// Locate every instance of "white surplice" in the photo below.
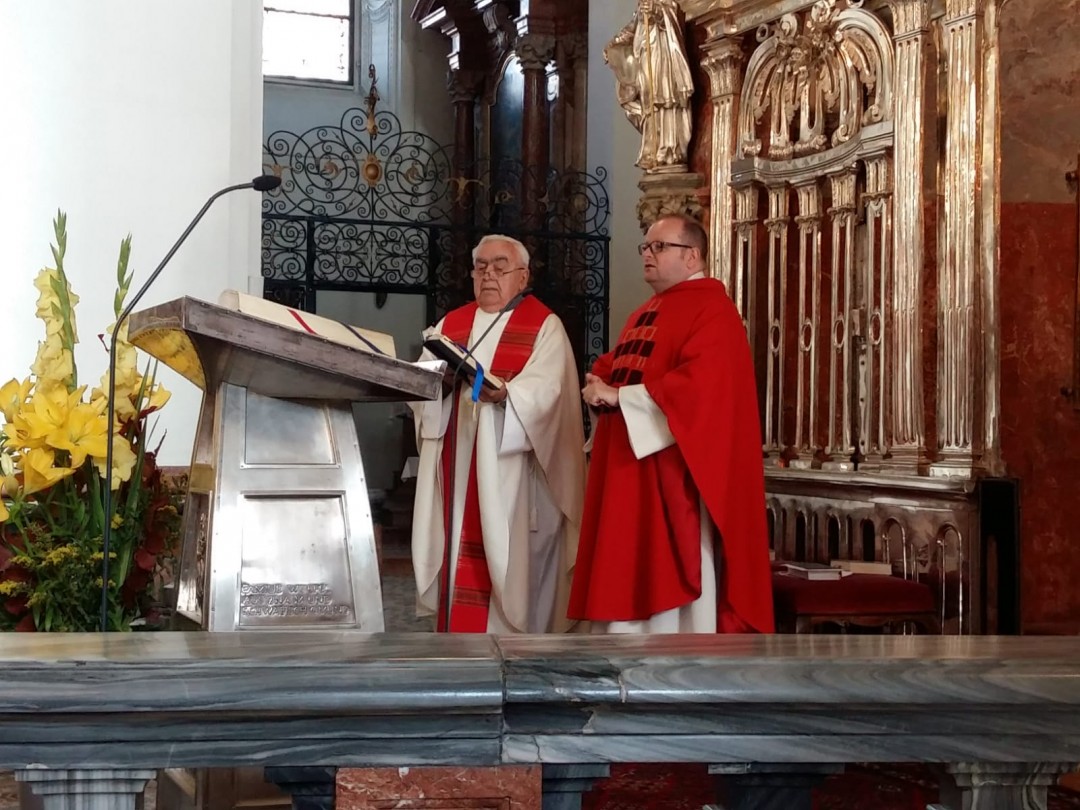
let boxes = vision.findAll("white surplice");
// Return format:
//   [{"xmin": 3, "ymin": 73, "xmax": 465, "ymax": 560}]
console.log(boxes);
[{"xmin": 410, "ymin": 308, "xmax": 586, "ymax": 633}]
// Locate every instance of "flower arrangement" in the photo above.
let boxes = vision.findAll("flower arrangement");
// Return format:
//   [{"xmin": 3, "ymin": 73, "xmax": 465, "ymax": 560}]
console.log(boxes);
[{"xmin": 0, "ymin": 213, "xmax": 179, "ymax": 632}]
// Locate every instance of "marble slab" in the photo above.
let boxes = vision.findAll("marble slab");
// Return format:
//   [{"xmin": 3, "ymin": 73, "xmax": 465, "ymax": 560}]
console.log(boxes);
[{"xmin": 1, "ymin": 633, "xmax": 1080, "ymax": 770}]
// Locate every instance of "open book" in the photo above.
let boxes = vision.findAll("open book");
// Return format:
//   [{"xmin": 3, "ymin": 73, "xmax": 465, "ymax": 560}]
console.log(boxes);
[
  {"xmin": 782, "ymin": 562, "xmax": 850, "ymax": 581},
  {"xmin": 423, "ymin": 333, "xmax": 505, "ymax": 391},
  {"xmin": 218, "ymin": 290, "xmax": 397, "ymax": 357}
]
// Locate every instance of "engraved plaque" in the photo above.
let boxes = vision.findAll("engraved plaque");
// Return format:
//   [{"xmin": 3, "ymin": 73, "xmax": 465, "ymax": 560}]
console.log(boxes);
[{"xmin": 238, "ymin": 495, "xmax": 356, "ymax": 628}]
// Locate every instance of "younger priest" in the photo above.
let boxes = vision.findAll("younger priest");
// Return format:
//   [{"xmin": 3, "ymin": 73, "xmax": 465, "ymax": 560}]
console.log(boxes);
[
  {"xmin": 570, "ymin": 214, "xmax": 774, "ymax": 634},
  {"xmin": 410, "ymin": 235, "xmax": 586, "ymax": 633}
]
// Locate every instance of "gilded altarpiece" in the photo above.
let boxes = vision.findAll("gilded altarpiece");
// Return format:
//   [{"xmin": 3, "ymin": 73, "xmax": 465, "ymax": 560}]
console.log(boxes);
[{"xmin": 689, "ymin": 0, "xmax": 1014, "ymax": 633}]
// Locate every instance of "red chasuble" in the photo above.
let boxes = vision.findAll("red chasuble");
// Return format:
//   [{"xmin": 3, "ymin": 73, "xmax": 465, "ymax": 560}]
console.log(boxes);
[
  {"xmin": 437, "ymin": 295, "xmax": 551, "ymax": 632},
  {"xmin": 568, "ymin": 278, "xmax": 774, "ymax": 633}
]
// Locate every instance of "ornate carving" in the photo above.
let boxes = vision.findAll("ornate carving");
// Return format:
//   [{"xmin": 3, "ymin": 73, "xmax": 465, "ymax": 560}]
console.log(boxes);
[
  {"xmin": 636, "ymin": 172, "xmax": 706, "ymax": 231},
  {"xmin": 889, "ymin": 0, "xmax": 930, "ymax": 37},
  {"xmin": 483, "ymin": 3, "xmax": 517, "ymax": 54},
  {"xmin": 557, "ymin": 32, "xmax": 589, "ymax": 70},
  {"xmin": 516, "ymin": 33, "xmax": 557, "ymax": 71},
  {"xmin": 702, "ymin": 40, "xmax": 744, "ymax": 100},
  {"xmin": 738, "ymin": 0, "xmax": 894, "ymax": 160},
  {"xmin": 447, "ymin": 69, "xmax": 484, "ymax": 104}
]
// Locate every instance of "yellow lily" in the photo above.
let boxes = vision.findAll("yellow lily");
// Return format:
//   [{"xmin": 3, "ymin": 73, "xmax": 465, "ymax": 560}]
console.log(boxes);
[
  {"xmin": 45, "ymin": 401, "xmax": 109, "ymax": 468},
  {"xmin": 22, "ymin": 447, "xmax": 77, "ymax": 496},
  {"xmin": 92, "ymin": 433, "xmax": 138, "ymax": 489},
  {"xmin": 0, "ymin": 378, "xmax": 32, "ymax": 424}
]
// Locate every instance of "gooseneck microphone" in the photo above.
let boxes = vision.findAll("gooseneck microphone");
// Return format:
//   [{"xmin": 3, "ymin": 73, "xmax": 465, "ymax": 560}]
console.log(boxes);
[
  {"xmin": 98, "ymin": 175, "xmax": 283, "ymax": 632},
  {"xmin": 439, "ymin": 286, "xmax": 533, "ymax": 631}
]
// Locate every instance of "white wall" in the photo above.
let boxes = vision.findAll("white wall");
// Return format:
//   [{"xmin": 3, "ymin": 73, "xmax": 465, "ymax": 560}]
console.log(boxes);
[
  {"xmin": 587, "ymin": 0, "xmax": 650, "ymax": 337},
  {"xmin": 263, "ymin": 0, "xmax": 453, "ymax": 149},
  {"xmin": 0, "ymin": 1, "xmax": 264, "ymax": 467}
]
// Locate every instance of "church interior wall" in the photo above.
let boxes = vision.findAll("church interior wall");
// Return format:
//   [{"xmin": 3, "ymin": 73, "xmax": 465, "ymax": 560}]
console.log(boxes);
[
  {"xmin": 0, "ymin": 1, "xmax": 264, "ymax": 469},
  {"xmin": 262, "ymin": 0, "xmax": 454, "ymax": 495},
  {"xmin": 587, "ymin": 0, "xmax": 652, "ymax": 335},
  {"xmin": 997, "ymin": 0, "xmax": 1080, "ymax": 632}
]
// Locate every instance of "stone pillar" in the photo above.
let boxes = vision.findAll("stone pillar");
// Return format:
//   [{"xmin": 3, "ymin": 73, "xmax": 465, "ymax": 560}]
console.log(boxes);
[
  {"xmin": 264, "ymin": 767, "xmax": 336, "ymax": 810},
  {"xmin": 700, "ymin": 39, "xmax": 744, "ymax": 285},
  {"xmin": 553, "ymin": 33, "xmax": 588, "ymax": 174},
  {"xmin": 887, "ymin": 0, "xmax": 930, "ymax": 471},
  {"xmin": 933, "ymin": 0, "xmax": 995, "ymax": 477},
  {"xmin": 448, "ymin": 69, "xmax": 483, "ymax": 221},
  {"xmin": 517, "ymin": 32, "xmax": 557, "ymax": 231},
  {"xmin": 935, "ymin": 762, "xmax": 1075, "ymax": 810},
  {"xmin": 541, "ymin": 764, "xmax": 610, "ymax": 810},
  {"xmin": 16, "ymin": 769, "xmax": 155, "ymax": 810},
  {"xmin": 708, "ymin": 764, "xmax": 843, "ymax": 810}
]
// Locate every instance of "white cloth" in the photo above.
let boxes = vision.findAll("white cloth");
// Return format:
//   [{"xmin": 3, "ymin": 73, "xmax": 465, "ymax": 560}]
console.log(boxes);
[
  {"xmin": 589, "ymin": 384, "xmax": 717, "ymax": 634},
  {"xmin": 410, "ymin": 308, "xmax": 586, "ymax": 633}
]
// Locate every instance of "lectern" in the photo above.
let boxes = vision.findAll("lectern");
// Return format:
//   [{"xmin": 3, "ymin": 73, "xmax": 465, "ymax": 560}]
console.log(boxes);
[{"xmin": 128, "ymin": 296, "xmax": 442, "ymax": 633}]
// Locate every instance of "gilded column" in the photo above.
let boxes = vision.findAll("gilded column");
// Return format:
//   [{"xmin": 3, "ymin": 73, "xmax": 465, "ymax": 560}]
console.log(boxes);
[
  {"xmin": 933, "ymin": 0, "xmax": 985, "ymax": 477},
  {"xmin": 701, "ymin": 39, "xmax": 744, "ymax": 286},
  {"xmin": 516, "ymin": 32, "xmax": 557, "ymax": 231},
  {"xmin": 887, "ymin": 0, "xmax": 929, "ymax": 471}
]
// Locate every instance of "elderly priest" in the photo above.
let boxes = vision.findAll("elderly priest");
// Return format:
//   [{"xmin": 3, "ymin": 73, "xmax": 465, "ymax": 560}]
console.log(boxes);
[{"xmin": 409, "ymin": 235, "xmax": 585, "ymax": 633}]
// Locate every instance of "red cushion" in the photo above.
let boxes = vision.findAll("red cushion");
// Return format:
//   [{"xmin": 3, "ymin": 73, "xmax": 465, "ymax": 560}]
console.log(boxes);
[{"xmin": 772, "ymin": 572, "xmax": 936, "ymax": 617}]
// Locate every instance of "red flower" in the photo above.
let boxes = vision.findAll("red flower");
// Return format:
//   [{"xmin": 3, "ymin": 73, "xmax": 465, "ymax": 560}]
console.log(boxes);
[
  {"xmin": 14, "ymin": 614, "xmax": 36, "ymax": 632},
  {"xmin": 4, "ymin": 596, "xmax": 27, "ymax": 616}
]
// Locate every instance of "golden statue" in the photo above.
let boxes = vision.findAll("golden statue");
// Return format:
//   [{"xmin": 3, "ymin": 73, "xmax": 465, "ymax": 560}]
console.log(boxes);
[{"xmin": 605, "ymin": 0, "xmax": 695, "ymax": 173}]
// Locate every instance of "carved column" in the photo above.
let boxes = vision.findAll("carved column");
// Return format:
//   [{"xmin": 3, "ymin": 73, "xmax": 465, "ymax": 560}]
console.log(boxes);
[
  {"xmin": 888, "ymin": 0, "xmax": 930, "ymax": 471},
  {"xmin": 936, "ymin": 763, "xmax": 1075, "ymax": 810},
  {"xmin": 448, "ymin": 69, "xmax": 483, "ymax": 282},
  {"xmin": 16, "ymin": 769, "xmax": 155, "ymax": 810},
  {"xmin": 792, "ymin": 181, "xmax": 823, "ymax": 467},
  {"xmin": 448, "ymin": 69, "xmax": 483, "ymax": 224},
  {"xmin": 824, "ymin": 168, "xmax": 858, "ymax": 470},
  {"xmin": 861, "ymin": 154, "xmax": 893, "ymax": 468},
  {"xmin": 701, "ymin": 39, "xmax": 744, "ymax": 285},
  {"xmin": 933, "ymin": 0, "xmax": 986, "ymax": 477},
  {"xmin": 517, "ymin": 32, "xmax": 556, "ymax": 231},
  {"xmin": 760, "ymin": 185, "xmax": 786, "ymax": 461},
  {"xmin": 553, "ymin": 33, "xmax": 588, "ymax": 174}
]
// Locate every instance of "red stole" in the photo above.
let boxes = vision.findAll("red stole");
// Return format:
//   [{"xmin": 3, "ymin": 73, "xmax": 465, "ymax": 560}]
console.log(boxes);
[{"xmin": 437, "ymin": 296, "xmax": 550, "ymax": 632}]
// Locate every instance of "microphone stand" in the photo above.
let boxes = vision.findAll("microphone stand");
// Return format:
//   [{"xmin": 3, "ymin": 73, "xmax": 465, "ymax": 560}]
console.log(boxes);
[
  {"xmin": 98, "ymin": 176, "xmax": 281, "ymax": 632},
  {"xmin": 438, "ymin": 288, "xmax": 531, "ymax": 632}
]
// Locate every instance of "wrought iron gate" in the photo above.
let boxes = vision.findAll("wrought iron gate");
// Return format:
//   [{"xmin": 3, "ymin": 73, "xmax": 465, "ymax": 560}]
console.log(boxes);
[{"xmin": 260, "ymin": 94, "xmax": 610, "ymax": 378}]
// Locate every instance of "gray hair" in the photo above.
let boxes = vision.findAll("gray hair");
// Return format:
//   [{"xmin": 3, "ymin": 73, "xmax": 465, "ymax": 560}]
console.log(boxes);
[{"xmin": 472, "ymin": 234, "xmax": 530, "ymax": 268}]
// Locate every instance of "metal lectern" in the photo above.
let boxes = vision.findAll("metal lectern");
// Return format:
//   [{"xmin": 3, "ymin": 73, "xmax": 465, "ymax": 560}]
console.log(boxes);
[{"xmin": 128, "ymin": 296, "xmax": 442, "ymax": 633}]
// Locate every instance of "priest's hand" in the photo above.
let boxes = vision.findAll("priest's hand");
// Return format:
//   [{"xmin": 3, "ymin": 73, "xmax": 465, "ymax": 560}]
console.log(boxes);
[
  {"xmin": 479, "ymin": 384, "xmax": 508, "ymax": 404},
  {"xmin": 582, "ymin": 373, "xmax": 619, "ymax": 409}
]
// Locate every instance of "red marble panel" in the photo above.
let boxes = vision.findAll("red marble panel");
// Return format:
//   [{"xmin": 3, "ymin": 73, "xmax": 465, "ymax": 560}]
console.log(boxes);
[
  {"xmin": 338, "ymin": 766, "xmax": 541, "ymax": 809},
  {"xmin": 999, "ymin": 202, "xmax": 1080, "ymax": 630}
]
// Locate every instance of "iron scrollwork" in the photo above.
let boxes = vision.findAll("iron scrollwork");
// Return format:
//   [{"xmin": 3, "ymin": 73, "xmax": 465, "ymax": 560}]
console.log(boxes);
[{"xmin": 259, "ymin": 69, "xmax": 610, "ymax": 383}]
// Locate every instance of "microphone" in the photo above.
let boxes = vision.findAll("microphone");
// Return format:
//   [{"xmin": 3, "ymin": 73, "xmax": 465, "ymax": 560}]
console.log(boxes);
[
  {"xmin": 98, "ymin": 175, "xmax": 281, "ymax": 632},
  {"xmin": 439, "ymin": 286, "xmax": 533, "ymax": 631}
]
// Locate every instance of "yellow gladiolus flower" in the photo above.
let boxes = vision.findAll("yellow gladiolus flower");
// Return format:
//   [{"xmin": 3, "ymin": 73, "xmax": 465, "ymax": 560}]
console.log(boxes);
[
  {"xmin": 30, "ymin": 334, "xmax": 74, "ymax": 390},
  {"xmin": 92, "ymin": 433, "xmax": 138, "ymax": 490},
  {"xmin": 22, "ymin": 447, "xmax": 77, "ymax": 496},
  {"xmin": 45, "ymin": 401, "xmax": 109, "ymax": 467},
  {"xmin": 22, "ymin": 385, "xmax": 83, "ymax": 445}
]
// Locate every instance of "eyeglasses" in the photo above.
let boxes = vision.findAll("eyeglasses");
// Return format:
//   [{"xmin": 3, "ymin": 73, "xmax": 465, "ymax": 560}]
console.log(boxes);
[
  {"xmin": 471, "ymin": 260, "xmax": 524, "ymax": 278},
  {"xmin": 637, "ymin": 240, "xmax": 694, "ymax": 256}
]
